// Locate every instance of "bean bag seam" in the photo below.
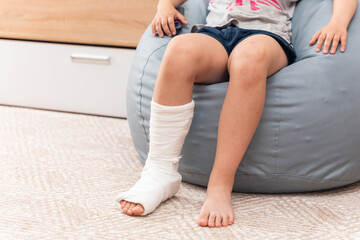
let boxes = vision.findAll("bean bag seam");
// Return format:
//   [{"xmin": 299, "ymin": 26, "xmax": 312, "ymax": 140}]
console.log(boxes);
[
  {"xmin": 139, "ymin": 43, "xmax": 169, "ymax": 143},
  {"xmin": 181, "ymin": 170, "xmax": 357, "ymax": 182},
  {"xmin": 235, "ymin": 174, "xmax": 357, "ymax": 183},
  {"xmin": 274, "ymin": 84, "xmax": 281, "ymax": 174}
]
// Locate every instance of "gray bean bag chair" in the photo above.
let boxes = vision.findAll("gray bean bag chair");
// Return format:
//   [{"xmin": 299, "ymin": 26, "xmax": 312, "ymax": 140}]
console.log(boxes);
[{"xmin": 126, "ymin": 0, "xmax": 360, "ymax": 193}]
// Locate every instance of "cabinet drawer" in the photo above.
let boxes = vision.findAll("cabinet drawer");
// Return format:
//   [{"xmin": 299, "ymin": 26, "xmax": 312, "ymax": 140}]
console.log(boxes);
[
  {"xmin": 0, "ymin": 0, "xmax": 158, "ymax": 47},
  {"xmin": 0, "ymin": 39, "xmax": 134, "ymax": 118}
]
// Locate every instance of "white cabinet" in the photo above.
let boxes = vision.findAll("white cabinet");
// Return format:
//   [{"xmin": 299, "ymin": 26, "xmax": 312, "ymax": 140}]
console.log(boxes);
[{"xmin": 0, "ymin": 39, "xmax": 135, "ymax": 118}]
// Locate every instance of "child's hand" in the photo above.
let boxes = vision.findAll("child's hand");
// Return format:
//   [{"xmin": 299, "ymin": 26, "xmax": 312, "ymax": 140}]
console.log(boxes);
[
  {"xmin": 309, "ymin": 21, "xmax": 347, "ymax": 54},
  {"xmin": 151, "ymin": 5, "xmax": 188, "ymax": 38}
]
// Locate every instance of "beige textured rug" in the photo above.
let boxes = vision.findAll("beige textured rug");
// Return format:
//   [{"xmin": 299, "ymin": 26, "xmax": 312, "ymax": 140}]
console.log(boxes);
[{"xmin": 1, "ymin": 105, "xmax": 359, "ymax": 240}]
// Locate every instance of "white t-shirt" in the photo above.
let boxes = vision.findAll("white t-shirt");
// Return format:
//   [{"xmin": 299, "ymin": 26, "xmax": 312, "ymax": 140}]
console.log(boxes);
[{"xmin": 191, "ymin": 0, "xmax": 299, "ymax": 43}]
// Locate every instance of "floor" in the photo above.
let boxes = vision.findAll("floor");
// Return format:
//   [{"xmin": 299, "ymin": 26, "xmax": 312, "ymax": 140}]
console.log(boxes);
[{"xmin": 0, "ymin": 105, "xmax": 359, "ymax": 240}]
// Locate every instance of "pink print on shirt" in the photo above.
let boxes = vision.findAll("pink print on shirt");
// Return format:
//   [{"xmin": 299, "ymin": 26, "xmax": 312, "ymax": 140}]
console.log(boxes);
[{"xmin": 223, "ymin": 0, "xmax": 283, "ymax": 11}]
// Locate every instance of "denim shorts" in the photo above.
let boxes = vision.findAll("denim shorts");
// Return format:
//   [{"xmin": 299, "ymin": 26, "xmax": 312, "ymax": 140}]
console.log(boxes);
[{"xmin": 195, "ymin": 25, "xmax": 297, "ymax": 65}]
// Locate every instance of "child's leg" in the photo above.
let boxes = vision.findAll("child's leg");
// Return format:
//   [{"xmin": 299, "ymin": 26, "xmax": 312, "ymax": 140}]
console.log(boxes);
[
  {"xmin": 198, "ymin": 34, "xmax": 288, "ymax": 228},
  {"xmin": 152, "ymin": 33, "xmax": 229, "ymax": 105},
  {"xmin": 117, "ymin": 33, "xmax": 229, "ymax": 216}
]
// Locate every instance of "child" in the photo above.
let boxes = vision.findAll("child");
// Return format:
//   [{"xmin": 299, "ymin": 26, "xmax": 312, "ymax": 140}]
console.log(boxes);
[{"xmin": 116, "ymin": 0, "xmax": 357, "ymax": 228}]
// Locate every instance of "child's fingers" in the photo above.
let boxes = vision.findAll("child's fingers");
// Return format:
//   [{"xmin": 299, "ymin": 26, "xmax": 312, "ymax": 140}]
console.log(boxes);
[
  {"xmin": 161, "ymin": 18, "xmax": 172, "ymax": 37},
  {"xmin": 340, "ymin": 35, "xmax": 347, "ymax": 53},
  {"xmin": 330, "ymin": 35, "xmax": 340, "ymax": 54},
  {"xmin": 151, "ymin": 20, "xmax": 157, "ymax": 36},
  {"xmin": 168, "ymin": 17, "xmax": 176, "ymax": 35},
  {"xmin": 322, "ymin": 33, "xmax": 334, "ymax": 54},
  {"xmin": 315, "ymin": 32, "xmax": 326, "ymax": 52},
  {"xmin": 309, "ymin": 31, "xmax": 321, "ymax": 45},
  {"xmin": 156, "ymin": 19, "xmax": 164, "ymax": 37},
  {"xmin": 176, "ymin": 12, "xmax": 188, "ymax": 25}
]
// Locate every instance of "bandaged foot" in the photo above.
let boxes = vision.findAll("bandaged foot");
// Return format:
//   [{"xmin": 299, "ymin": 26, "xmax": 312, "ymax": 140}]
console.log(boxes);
[{"xmin": 115, "ymin": 99, "xmax": 195, "ymax": 216}]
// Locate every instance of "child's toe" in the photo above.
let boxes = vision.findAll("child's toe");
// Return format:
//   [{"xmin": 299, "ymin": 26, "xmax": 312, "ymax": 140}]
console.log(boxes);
[
  {"xmin": 132, "ymin": 204, "xmax": 145, "ymax": 215},
  {"xmin": 229, "ymin": 214, "xmax": 235, "ymax": 225},
  {"xmin": 222, "ymin": 216, "xmax": 229, "ymax": 227},
  {"xmin": 215, "ymin": 215, "xmax": 222, "ymax": 227},
  {"xmin": 123, "ymin": 202, "xmax": 131, "ymax": 212},
  {"xmin": 208, "ymin": 213, "xmax": 216, "ymax": 227},
  {"xmin": 198, "ymin": 211, "xmax": 209, "ymax": 227},
  {"xmin": 127, "ymin": 202, "xmax": 136, "ymax": 214}
]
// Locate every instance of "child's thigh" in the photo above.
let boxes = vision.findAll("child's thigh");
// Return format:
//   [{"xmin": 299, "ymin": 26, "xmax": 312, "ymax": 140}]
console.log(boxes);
[
  {"xmin": 164, "ymin": 33, "xmax": 229, "ymax": 84},
  {"xmin": 228, "ymin": 34, "xmax": 288, "ymax": 77}
]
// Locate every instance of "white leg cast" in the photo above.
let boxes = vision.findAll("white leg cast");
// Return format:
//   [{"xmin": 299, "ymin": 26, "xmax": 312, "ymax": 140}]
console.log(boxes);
[{"xmin": 115, "ymin": 99, "xmax": 195, "ymax": 215}]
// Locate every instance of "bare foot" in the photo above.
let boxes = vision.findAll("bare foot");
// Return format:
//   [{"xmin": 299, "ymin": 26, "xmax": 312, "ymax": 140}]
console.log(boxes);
[
  {"xmin": 198, "ymin": 182, "xmax": 235, "ymax": 227},
  {"xmin": 198, "ymin": 190, "xmax": 234, "ymax": 227},
  {"xmin": 120, "ymin": 200, "xmax": 145, "ymax": 216}
]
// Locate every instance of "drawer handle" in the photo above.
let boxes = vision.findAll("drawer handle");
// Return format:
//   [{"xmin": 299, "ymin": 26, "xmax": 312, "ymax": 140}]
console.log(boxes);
[{"xmin": 71, "ymin": 53, "xmax": 111, "ymax": 65}]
